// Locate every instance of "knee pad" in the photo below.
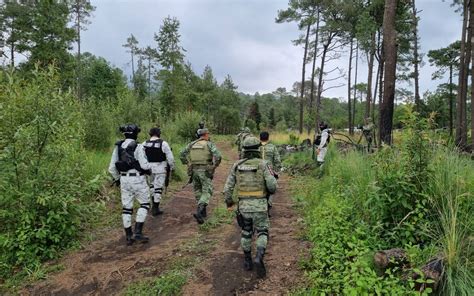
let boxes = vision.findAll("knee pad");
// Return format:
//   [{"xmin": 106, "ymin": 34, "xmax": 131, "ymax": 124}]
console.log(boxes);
[
  {"xmin": 256, "ymin": 228, "xmax": 269, "ymax": 238},
  {"xmin": 122, "ymin": 207, "xmax": 133, "ymax": 215},
  {"xmin": 140, "ymin": 203, "xmax": 150, "ymax": 211},
  {"xmin": 242, "ymin": 217, "xmax": 253, "ymax": 233}
]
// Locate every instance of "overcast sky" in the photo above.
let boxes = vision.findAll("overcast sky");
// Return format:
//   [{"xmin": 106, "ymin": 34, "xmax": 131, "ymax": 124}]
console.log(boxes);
[{"xmin": 79, "ymin": 0, "xmax": 462, "ymax": 99}]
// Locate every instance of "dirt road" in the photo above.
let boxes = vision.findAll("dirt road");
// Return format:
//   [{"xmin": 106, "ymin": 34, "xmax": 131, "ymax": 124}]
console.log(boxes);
[{"xmin": 24, "ymin": 141, "xmax": 308, "ymax": 296}]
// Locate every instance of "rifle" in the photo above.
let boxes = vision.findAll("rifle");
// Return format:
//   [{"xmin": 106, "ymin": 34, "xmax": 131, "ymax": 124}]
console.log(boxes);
[{"xmin": 165, "ymin": 164, "xmax": 171, "ymax": 187}]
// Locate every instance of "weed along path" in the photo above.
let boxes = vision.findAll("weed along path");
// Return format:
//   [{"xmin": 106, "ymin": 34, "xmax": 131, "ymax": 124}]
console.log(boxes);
[{"xmin": 24, "ymin": 141, "xmax": 308, "ymax": 296}]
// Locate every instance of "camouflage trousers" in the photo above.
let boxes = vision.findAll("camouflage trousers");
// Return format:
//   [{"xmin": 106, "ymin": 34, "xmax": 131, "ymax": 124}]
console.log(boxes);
[
  {"xmin": 120, "ymin": 174, "xmax": 150, "ymax": 228},
  {"xmin": 192, "ymin": 170, "xmax": 213, "ymax": 206},
  {"xmin": 240, "ymin": 211, "xmax": 269, "ymax": 252}
]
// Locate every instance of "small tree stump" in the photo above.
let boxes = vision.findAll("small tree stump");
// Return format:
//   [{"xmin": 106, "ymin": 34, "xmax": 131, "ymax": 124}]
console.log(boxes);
[
  {"xmin": 413, "ymin": 257, "xmax": 443, "ymax": 292},
  {"xmin": 374, "ymin": 248, "xmax": 408, "ymax": 271}
]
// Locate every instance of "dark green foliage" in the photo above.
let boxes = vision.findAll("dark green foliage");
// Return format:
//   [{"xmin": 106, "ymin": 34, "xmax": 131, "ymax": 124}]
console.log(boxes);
[
  {"xmin": 0, "ymin": 68, "xmax": 99, "ymax": 277},
  {"xmin": 80, "ymin": 52, "xmax": 126, "ymax": 101},
  {"xmin": 248, "ymin": 100, "xmax": 262, "ymax": 130},
  {"xmin": 20, "ymin": 1, "xmax": 76, "ymax": 87}
]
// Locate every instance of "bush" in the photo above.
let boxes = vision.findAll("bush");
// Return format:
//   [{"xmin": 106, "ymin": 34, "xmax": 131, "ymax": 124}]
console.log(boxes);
[
  {"xmin": 82, "ymin": 99, "xmax": 114, "ymax": 150},
  {"xmin": 0, "ymin": 68, "xmax": 98, "ymax": 278},
  {"xmin": 162, "ymin": 110, "xmax": 204, "ymax": 143}
]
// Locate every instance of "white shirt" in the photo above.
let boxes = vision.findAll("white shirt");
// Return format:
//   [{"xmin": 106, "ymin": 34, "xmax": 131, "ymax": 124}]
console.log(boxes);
[{"xmin": 318, "ymin": 129, "xmax": 329, "ymax": 149}]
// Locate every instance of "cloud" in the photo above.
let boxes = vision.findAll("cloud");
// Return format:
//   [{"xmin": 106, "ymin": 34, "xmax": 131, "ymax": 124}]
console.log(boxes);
[{"xmin": 78, "ymin": 0, "xmax": 463, "ymax": 99}]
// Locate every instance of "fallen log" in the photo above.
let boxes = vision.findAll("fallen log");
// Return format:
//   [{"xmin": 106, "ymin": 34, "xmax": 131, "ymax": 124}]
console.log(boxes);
[
  {"xmin": 413, "ymin": 257, "xmax": 443, "ymax": 293},
  {"xmin": 374, "ymin": 248, "xmax": 409, "ymax": 271}
]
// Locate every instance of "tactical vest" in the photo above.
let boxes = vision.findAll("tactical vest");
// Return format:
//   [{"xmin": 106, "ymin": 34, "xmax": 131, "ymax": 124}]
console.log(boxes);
[
  {"xmin": 259, "ymin": 143, "xmax": 274, "ymax": 163},
  {"xmin": 143, "ymin": 139, "xmax": 166, "ymax": 162},
  {"xmin": 115, "ymin": 140, "xmax": 143, "ymax": 172},
  {"xmin": 189, "ymin": 140, "xmax": 212, "ymax": 165},
  {"xmin": 236, "ymin": 158, "xmax": 266, "ymax": 198}
]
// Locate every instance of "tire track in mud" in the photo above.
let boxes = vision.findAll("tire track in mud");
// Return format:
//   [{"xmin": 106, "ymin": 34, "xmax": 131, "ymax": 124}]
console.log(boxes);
[{"xmin": 23, "ymin": 141, "xmax": 309, "ymax": 296}]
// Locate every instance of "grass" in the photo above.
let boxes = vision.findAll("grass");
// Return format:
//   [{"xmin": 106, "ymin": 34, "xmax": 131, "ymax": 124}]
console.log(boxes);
[
  {"xmin": 122, "ymin": 205, "xmax": 231, "ymax": 295},
  {"xmin": 122, "ymin": 269, "xmax": 189, "ymax": 296},
  {"xmin": 199, "ymin": 205, "xmax": 235, "ymax": 232},
  {"xmin": 289, "ymin": 136, "xmax": 473, "ymax": 294}
]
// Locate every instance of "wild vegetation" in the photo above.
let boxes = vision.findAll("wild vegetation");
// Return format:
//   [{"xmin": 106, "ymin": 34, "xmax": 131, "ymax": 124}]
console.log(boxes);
[{"xmin": 0, "ymin": 0, "xmax": 473, "ymax": 295}]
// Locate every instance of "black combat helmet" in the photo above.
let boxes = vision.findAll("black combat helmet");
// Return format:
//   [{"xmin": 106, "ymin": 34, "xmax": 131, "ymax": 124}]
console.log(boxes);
[
  {"xmin": 198, "ymin": 121, "xmax": 205, "ymax": 129},
  {"xmin": 120, "ymin": 124, "xmax": 141, "ymax": 139},
  {"xmin": 319, "ymin": 121, "xmax": 328, "ymax": 131}
]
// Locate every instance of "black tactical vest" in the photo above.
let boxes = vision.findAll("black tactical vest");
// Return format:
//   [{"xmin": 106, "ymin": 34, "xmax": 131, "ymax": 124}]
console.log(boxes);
[
  {"xmin": 115, "ymin": 140, "xmax": 143, "ymax": 172},
  {"xmin": 144, "ymin": 139, "xmax": 166, "ymax": 162}
]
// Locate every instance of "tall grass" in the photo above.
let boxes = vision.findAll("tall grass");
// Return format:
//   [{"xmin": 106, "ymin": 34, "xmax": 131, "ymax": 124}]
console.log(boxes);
[{"xmin": 426, "ymin": 149, "xmax": 474, "ymax": 295}]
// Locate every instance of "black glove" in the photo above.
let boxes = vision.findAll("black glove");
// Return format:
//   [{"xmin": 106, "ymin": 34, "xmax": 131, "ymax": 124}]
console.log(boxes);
[
  {"xmin": 225, "ymin": 199, "xmax": 235, "ymax": 208},
  {"xmin": 274, "ymin": 173, "xmax": 279, "ymax": 180}
]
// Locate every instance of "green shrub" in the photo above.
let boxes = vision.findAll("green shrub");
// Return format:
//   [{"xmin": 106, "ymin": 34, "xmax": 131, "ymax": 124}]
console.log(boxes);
[
  {"xmin": 0, "ymin": 68, "xmax": 98, "ymax": 278},
  {"xmin": 82, "ymin": 99, "xmax": 114, "ymax": 150}
]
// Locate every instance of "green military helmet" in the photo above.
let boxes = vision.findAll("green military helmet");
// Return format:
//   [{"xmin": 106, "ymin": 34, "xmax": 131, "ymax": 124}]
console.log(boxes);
[{"xmin": 242, "ymin": 136, "xmax": 261, "ymax": 152}]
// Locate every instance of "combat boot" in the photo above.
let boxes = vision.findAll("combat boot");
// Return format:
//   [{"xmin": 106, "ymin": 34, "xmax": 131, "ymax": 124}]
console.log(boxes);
[
  {"xmin": 202, "ymin": 204, "xmax": 207, "ymax": 217},
  {"xmin": 244, "ymin": 251, "xmax": 253, "ymax": 271},
  {"xmin": 152, "ymin": 202, "xmax": 164, "ymax": 216},
  {"xmin": 193, "ymin": 205, "xmax": 205, "ymax": 224},
  {"xmin": 124, "ymin": 227, "xmax": 134, "ymax": 246},
  {"xmin": 254, "ymin": 247, "xmax": 266, "ymax": 278},
  {"xmin": 133, "ymin": 222, "xmax": 149, "ymax": 243}
]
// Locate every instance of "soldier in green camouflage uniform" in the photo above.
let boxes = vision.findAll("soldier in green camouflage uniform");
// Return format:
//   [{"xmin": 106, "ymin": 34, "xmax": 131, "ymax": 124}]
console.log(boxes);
[
  {"xmin": 235, "ymin": 127, "xmax": 252, "ymax": 158},
  {"xmin": 223, "ymin": 136, "xmax": 277, "ymax": 278},
  {"xmin": 180, "ymin": 128, "xmax": 221, "ymax": 224},
  {"xmin": 361, "ymin": 117, "xmax": 375, "ymax": 153},
  {"xmin": 259, "ymin": 131, "xmax": 281, "ymax": 214}
]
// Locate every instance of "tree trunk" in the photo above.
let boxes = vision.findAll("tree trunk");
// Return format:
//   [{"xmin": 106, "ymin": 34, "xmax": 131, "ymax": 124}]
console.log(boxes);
[
  {"xmin": 10, "ymin": 40, "xmax": 14, "ymax": 68},
  {"xmin": 299, "ymin": 22, "xmax": 312, "ymax": 134},
  {"xmin": 309, "ymin": 9, "xmax": 320, "ymax": 108},
  {"xmin": 449, "ymin": 65, "xmax": 453, "ymax": 136},
  {"xmin": 348, "ymin": 38, "xmax": 354, "ymax": 134},
  {"xmin": 131, "ymin": 49, "xmax": 135, "ymax": 82},
  {"xmin": 75, "ymin": 2, "xmax": 82, "ymax": 100},
  {"xmin": 412, "ymin": 0, "xmax": 421, "ymax": 111},
  {"xmin": 470, "ymin": 0, "xmax": 474, "ymax": 150},
  {"xmin": 352, "ymin": 42, "xmax": 359, "ymax": 131},
  {"xmin": 372, "ymin": 59, "xmax": 379, "ymax": 121},
  {"xmin": 366, "ymin": 32, "xmax": 376, "ymax": 119},
  {"xmin": 456, "ymin": 0, "xmax": 469, "ymax": 148},
  {"xmin": 315, "ymin": 39, "xmax": 330, "ymax": 134},
  {"xmin": 379, "ymin": 0, "xmax": 398, "ymax": 145}
]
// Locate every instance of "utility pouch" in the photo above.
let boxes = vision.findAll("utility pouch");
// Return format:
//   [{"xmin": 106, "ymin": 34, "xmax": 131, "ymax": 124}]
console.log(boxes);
[{"xmin": 236, "ymin": 210, "xmax": 244, "ymax": 228}]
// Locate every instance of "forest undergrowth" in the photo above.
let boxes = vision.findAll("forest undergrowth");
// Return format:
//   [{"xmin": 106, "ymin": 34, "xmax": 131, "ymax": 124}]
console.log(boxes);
[{"xmin": 285, "ymin": 113, "xmax": 473, "ymax": 295}]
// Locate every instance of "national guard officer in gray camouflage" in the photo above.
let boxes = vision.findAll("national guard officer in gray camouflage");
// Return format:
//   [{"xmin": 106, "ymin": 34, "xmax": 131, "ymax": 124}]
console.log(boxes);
[
  {"xmin": 143, "ymin": 127, "xmax": 175, "ymax": 216},
  {"xmin": 223, "ymin": 136, "xmax": 277, "ymax": 278},
  {"xmin": 109, "ymin": 124, "xmax": 152, "ymax": 245},
  {"xmin": 259, "ymin": 131, "xmax": 281, "ymax": 215},
  {"xmin": 180, "ymin": 128, "xmax": 221, "ymax": 224}
]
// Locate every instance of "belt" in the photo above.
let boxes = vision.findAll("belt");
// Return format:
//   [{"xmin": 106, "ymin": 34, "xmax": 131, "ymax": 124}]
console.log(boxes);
[
  {"xmin": 120, "ymin": 172, "xmax": 144, "ymax": 177},
  {"xmin": 192, "ymin": 164, "xmax": 211, "ymax": 169},
  {"xmin": 238, "ymin": 190, "xmax": 266, "ymax": 198}
]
